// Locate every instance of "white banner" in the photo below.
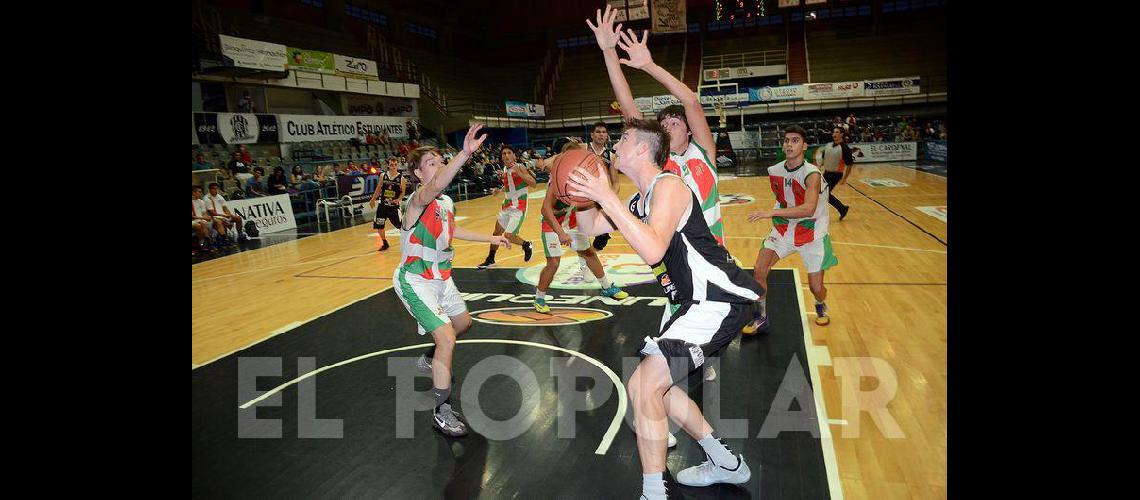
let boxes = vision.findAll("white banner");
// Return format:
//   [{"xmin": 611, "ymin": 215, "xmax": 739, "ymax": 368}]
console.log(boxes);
[
  {"xmin": 634, "ymin": 97, "xmax": 655, "ymax": 114},
  {"xmin": 803, "ymin": 81, "xmax": 865, "ymax": 100},
  {"xmin": 651, "ymin": 0, "xmax": 686, "ymax": 34},
  {"xmin": 345, "ymin": 94, "xmax": 419, "ymax": 117},
  {"xmin": 862, "ymin": 76, "xmax": 921, "ymax": 96},
  {"xmin": 699, "ymin": 92, "xmax": 750, "ymax": 105},
  {"xmin": 526, "ymin": 103, "xmax": 546, "ymax": 118},
  {"xmin": 334, "ymin": 54, "xmax": 380, "ymax": 80},
  {"xmin": 848, "ymin": 142, "xmax": 918, "ymax": 162},
  {"xmin": 755, "ymin": 85, "xmax": 805, "ymax": 101},
  {"xmin": 651, "ymin": 94, "xmax": 682, "ymax": 110},
  {"xmin": 226, "ymin": 194, "xmax": 297, "ymax": 234},
  {"xmin": 278, "ymin": 114, "xmax": 409, "ymax": 142},
  {"xmin": 219, "ymin": 35, "xmax": 287, "ymax": 72}
]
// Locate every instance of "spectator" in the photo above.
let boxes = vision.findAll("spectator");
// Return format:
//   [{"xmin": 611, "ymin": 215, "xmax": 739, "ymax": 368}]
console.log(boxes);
[
  {"xmin": 193, "ymin": 154, "xmax": 213, "ymax": 171},
  {"xmin": 925, "ymin": 122, "xmax": 936, "ymax": 139},
  {"xmin": 237, "ymin": 90, "xmax": 255, "ymax": 112},
  {"xmin": 268, "ymin": 167, "xmax": 290, "ymax": 195},
  {"xmin": 227, "ymin": 151, "xmax": 253, "ymax": 189},
  {"xmin": 290, "ymin": 165, "xmax": 305, "ymax": 185},
  {"xmin": 192, "ymin": 185, "xmax": 220, "ymax": 253},
  {"xmin": 939, "ymin": 123, "xmax": 948, "ymax": 140},
  {"xmin": 246, "ymin": 167, "xmax": 268, "ymax": 197},
  {"xmin": 293, "ymin": 165, "xmax": 321, "ymax": 191},
  {"xmin": 238, "ymin": 145, "xmax": 253, "ymax": 164},
  {"xmin": 314, "ymin": 164, "xmax": 335, "ymax": 183},
  {"xmin": 846, "ymin": 113, "xmax": 857, "ymax": 131},
  {"xmin": 204, "ymin": 182, "xmax": 248, "ymax": 244}
]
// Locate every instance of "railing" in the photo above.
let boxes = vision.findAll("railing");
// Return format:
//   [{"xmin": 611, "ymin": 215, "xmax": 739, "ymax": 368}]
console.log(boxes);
[{"xmin": 701, "ymin": 50, "xmax": 787, "ymax": 71}]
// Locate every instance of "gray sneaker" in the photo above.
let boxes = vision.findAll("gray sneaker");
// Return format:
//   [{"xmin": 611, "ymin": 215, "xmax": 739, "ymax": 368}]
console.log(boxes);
[
  {"xmin": 677, "ymin": 453, "xmax": 751, "ymax": 487},
  {"xmin": 416, "ymin": 354, "xmax": 433, "ymax": 374},
  {"xmin": 432, "ymin": 403, "xmax": 468, "ymax": 437}
]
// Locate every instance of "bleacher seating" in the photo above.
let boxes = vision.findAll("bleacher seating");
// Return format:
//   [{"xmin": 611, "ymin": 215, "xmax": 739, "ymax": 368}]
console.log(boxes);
[
  {"xmin": 547, "ymin": 37, "xmax": 685, "ymax": 119},
  {"xmin": 806, "ymin": 15, "xmax": 946, "ymax": 92}
]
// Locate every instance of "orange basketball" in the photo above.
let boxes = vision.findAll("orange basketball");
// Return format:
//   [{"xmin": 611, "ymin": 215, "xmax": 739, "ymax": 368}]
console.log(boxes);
[{"xmin": 550, "ymin": 148, "xmax": 603, "ymax": 209}]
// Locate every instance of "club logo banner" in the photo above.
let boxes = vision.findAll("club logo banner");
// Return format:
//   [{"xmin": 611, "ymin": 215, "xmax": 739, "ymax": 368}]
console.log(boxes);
[
  {"xmin": 193, "ymin": 113, "xmax": 279, "ymax": 144},
  {"xmin": 278, "ymin": 114, "xmax": 408, "ymax": 142},
  {"xmin": 334, "ymin": 54, "xmax": 379, "ymax": 80}
]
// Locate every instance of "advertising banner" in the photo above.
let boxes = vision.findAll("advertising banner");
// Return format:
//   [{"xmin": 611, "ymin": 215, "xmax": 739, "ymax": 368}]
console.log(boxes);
[
  {"xmin": 848, "ymin": 142, "xmax": 918, "ymax": 162},
  {"xmin": 226, "ymin": 194, "xmax": 297, "ymax": 234},
  {"xmin": 193, "ymin": 113, "xmax": 279, "ymax": 144},
  {"xmin": 862, "ymin": 77, "xmax": 922, "ymax": 96},
  {"xmin": 219, "ymin": 35, "xmax": 287, "ymax": 72},
  {"xmin": 287, "ymin": 47, "xmax": 336, "ymax": 74},
  {"xmin": 277, "ymin": 114, "xmax": 408, "ymax": 142}
]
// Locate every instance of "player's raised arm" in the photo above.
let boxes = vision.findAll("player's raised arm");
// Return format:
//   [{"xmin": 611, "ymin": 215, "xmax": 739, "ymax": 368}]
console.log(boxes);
[
  {"xmin": 588, "ymin": 5, "xmax": 642, "ymax": 120},
  {"xmin": 617, "ymin": 29, "xmax": 715, "ymax": 155},
  {"xmin": 411, "ymin": 123, "xmax": 486, "ymax": 209}
]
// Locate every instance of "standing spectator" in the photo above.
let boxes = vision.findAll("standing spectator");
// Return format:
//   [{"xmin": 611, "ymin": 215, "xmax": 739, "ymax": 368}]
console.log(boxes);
[
  {"xmin": 226, "ymin": 151, "xmax": 253, "ymax": 189},
  {"xmin": 204, "ymin": 182, "xmax": 248, "ymax": 244},
  {"xmin": 267, "ymin": 167, "xmax": 290, "ymax": 195},
  {"xmin": 238, "ymin": 145, "xmax": 253, "ymax": 164},
  {"xmin": 193, "ymin": 154, "xmax": 213, "ymax": 171},
  {"xmin": 246, "ymin": 167, "xmax": 268, "ymax": 197}
]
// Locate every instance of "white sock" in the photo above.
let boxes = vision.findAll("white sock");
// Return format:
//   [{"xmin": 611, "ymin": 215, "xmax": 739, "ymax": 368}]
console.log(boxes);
[
  {"xmin": 641, "ymin": 472, "xmax": 666, "ymax": 498},
  {"xmin": 697, "ymin": 433, "xmax": 739, "ymax": 469},
  {"xmin": 599, "ymin": 276, "xmax": 613, "ymax": 289},
  {"xmin": 535, "ymin": 289, "xmax": 546, "ymax": 301},
  {"xmin": 758, "ymin": 298, "xmax": 767, "ymax": 316}
]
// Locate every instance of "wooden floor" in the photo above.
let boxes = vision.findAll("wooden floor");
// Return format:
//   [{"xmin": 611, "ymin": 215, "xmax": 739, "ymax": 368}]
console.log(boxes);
[{"xmin": 192, "ymin": 163, "xmax": 947, "ymax": 499}]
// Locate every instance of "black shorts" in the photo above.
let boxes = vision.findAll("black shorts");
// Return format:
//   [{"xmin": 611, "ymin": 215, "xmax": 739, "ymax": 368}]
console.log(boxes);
[
  {"xmin": 373, "ymin": 205, "xmax": 401, "ymax": 229},
  {"xmin": 636, "ymin": 301, "xmax": 751, "ymax": 390}
]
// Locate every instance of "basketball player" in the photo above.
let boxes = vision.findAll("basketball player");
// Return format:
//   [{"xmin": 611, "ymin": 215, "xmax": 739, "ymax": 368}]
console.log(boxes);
[
  {"xmin": 590, "ymin": 6, "xmax": 731, "ymax": 375},
  {"xmin": 394, "ymin": 124, "xmax": 512, "ymax": 437},
  {"xmin": 748, "ymin": 125, "xmax": 838, "ymax": 327},
  {"xmin": 814, "ymin": 127, "xmax": 852, "ymax": 220},
  {"xmin": 588, "ymin": 7, "xmax": 726, "ymax": 248},
  {"xmin": 368, "ymin": 157, "xmax": 407, "ymax": 251},
  {"xmin": 204, "ymin": 182, "xmax": 247, "ymax": 245},
  {"xmin": 568, "ymin": 118, "xmax": 760, "ymax": 498},
  {"xmin": 586, "ymin": 121, "xmax": 620, "ymax": 252},
  {"xmin": 533, "ymin": 141, "xmax": 628, "ymax": 314},
  {"xmin": 476, "ymin": 145, "xmax": 535, "ymax": 269}
]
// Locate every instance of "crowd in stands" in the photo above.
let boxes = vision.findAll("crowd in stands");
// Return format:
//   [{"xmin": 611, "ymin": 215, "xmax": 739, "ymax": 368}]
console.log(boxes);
[{"xmin": 795, "ymin": 113, "xmax": 947, "ymax": 146}]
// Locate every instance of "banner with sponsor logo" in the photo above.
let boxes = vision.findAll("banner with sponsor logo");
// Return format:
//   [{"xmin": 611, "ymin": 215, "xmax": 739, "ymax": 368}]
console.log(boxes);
[
  {"xmin": 505, "ymin": 100, "xmax": 527, "ymax": 117},
  {"xmin": 848, "ymin": 142, "xmax": 917, "ymax": 162},
  {"xmin": 336, "ymin": 174, "xmax": 381, "ymax": 207},
  {"xmin": 751, "ymin": 85, "xmax": 805, "ymax": 102},
  {"xmin": 803, "ymin": 81, "xmax": 865, "ymax": 100},
  {"xmin": 924, "ymin": 140, "xmax": 947, "ymax": 162},
  {"xmin": 334, "ymin": 54, "xmax": 379, "ymax": 80},
  {"xmin": 278, "ymin": 114, "xmax": 408, "ymax": 142},
  {"xmin": 652, "ymin": 94, "xmax": 682, "ymax": 110},
  {"xmin": 651, "ymin": 0, "xmax": 687, "ymax": 34},
  {"xmin": 699, "ymin": 87, "xmax": 750, "ymax": 106},
  {"xmin": 862, "ymin": 76, "xmax": 921, "ymax": 96},
  {"xmin": 345, "ymin": 94, "xmax": 419, "ymax": 117},
  {"xmin": 634, "ymin": 97, "xmax": 655, "ymax": 114},
  {"xmin": 287, "ymin": 47, "xmax": 336, "ymax": 74},
  {"xmin": 526, "ymin": 103, "xmax": 546, "ymax": 118},
  {"xmin": 226, "ymin": 194, "xmax": 297, "ymax": 234},
  {"xmin": 193, "ymin": 113, "xmax": 279, "ymax": 144},
  {"xmin": 219, "ymin": 35, "xmax": 287, "ymax": 72}
]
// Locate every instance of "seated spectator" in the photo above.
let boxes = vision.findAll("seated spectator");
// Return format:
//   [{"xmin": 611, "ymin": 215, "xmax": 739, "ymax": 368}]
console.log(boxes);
[
  {"xmin": 238, "ymin": 144, "xmax": 253, "ymax": 164},
  {"xmin": 315, "ymin": 164, "xmax": 335, "ymax": 183},
  {"xmin": 246, "ymin": 167, "xmax": 268, "ymax": 197},
  {"xmin": 290, "ymin": 165, "xmax": 305, "ymax": 184},
  {"xmin": 293, "ymin": 165, "xmax": 321, "ymax": 191},
  {"xmin": 193, "ymin": 154, "xmax": 213, "ymax": 171},
  {"xmin": 192, "ymin": 185, "xmax": 220, "ymax": 253},
  {"xmin": 227, "ymin": 151, "xmax": 253, "ymax": 189},
  {"xmin": 204, "ymin": 182, "xmax": 248, "ymax": 245},
  {"xmin": 268, "ymin": 166, "xmax": 290, "ymax": 195},
  {"xmin": 345, "ymin": 161, "xmax": 360, "ymax": 174}
]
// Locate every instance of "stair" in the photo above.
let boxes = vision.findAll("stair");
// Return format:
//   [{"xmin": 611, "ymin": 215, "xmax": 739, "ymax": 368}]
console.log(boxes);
[{"xmin": 786, "ymin": 22, "xmax": 809, "ymax": 84}]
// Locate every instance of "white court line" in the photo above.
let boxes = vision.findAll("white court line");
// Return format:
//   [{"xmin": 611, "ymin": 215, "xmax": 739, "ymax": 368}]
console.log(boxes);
[
  {"xmin": 236, "ymin": 338, "xmax": 628, "ymax": 456},
  {"xmin": 724, "ymin": 236, "xmax": 946, "ymax": 254},
  {"xmin": 792, "ymin": 268, "xmax": 844, "ymax": 500},
  {"xmin": 193, "ymin": 285, "xmax": 393, "ymax": 369},
  {"xmin": 828, "ymin": 419, "xmax": 849, "ymax": 426}
]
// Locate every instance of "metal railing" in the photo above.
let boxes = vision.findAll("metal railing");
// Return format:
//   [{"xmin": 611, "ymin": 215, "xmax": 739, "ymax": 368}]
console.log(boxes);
[{"xmin": 701, "ymin": 50, "xmax": 787, "ymax": 71}]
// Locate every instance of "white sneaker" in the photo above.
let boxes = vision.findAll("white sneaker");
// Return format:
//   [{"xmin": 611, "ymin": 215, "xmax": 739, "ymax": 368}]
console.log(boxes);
[
  {"xmin": 677, "ymin": 454, "xmax": 751, "ymax": 487},
  {"xmin": 667, "ymin": 432, "xmax": 677, "ymax": 448}
]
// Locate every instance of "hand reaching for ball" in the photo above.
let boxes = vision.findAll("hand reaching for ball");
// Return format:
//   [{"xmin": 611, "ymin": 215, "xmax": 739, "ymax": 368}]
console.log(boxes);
[{"xmin": 566, "ymin": 162, "xmax": 617, "ymax": 208}]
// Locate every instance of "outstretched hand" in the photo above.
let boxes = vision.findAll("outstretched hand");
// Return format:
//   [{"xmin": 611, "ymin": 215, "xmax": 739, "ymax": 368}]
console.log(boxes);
[
  {"xmin": 586, "ymin": 5, "xmax": 623, "ymax": 51},
  {"xmin": 617, "ymin": 29, "xmax": 653, "ymax": 70},
  {"xmin": 463, "ymin": 123, "xmax": 488, "ymax": 155},
  {"xmin": 747, "ymin": 210, "xmax": 773, "ymax": 222},
  {"xmin": 489, "ymin": 235, "xmax": 511, "ymax": 249}
]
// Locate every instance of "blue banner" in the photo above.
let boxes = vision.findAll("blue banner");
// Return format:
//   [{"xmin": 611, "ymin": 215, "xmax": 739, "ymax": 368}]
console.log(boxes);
[
  {"xmin": 505, "ymin": 101, "xmax": 528, "ymax": 118},
  {"xmin": 924, "ymin": 140, "xmax": 947, "ymax": 163}
]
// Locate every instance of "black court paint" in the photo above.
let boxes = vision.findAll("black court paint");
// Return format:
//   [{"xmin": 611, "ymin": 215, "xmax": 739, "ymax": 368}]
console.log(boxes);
[{"xmin": 192, "ymin": 269, "xmax": 832, "ymax": 499}]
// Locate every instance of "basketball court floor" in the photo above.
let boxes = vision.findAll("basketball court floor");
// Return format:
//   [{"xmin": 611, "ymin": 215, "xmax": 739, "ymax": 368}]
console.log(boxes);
[{"xmin": 192, "ymin": 163, "xmax": 947, "ymax": 499}]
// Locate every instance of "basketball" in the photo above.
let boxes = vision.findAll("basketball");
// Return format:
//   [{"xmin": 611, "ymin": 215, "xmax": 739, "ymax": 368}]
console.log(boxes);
[{"xmin": 550, "ymin": 148, "xmax": 603, "ymax": 209}]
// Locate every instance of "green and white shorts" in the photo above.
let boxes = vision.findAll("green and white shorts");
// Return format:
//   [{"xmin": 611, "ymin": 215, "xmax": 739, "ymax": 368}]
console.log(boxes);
[
  {"xmin": 762, "ymin": 232, "xmax": 838, "ymax": 274},
  {"xmin": 393, "ymin": 267, "xmax": 467, "ymax": 335}
]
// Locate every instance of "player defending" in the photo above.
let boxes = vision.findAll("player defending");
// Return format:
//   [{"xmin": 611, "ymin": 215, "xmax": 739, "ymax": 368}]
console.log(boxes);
[
  {"xmin": 568, "ymin": 118, "xmax": 762, "ymax": 498},
  {"xmin": 394, "ymin": 124, "xmax": 512, "ymax": 437},
  {"xmin": 368, "ymin": 157, "xmax": 407, "ymax": 251},
  {"xmin": 748, "ymin": 125, "xmax": 839, "ymax": 327},
  {"xmin": 476, "ymin": 145, "xmax": 536, "ymax": 268}
]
